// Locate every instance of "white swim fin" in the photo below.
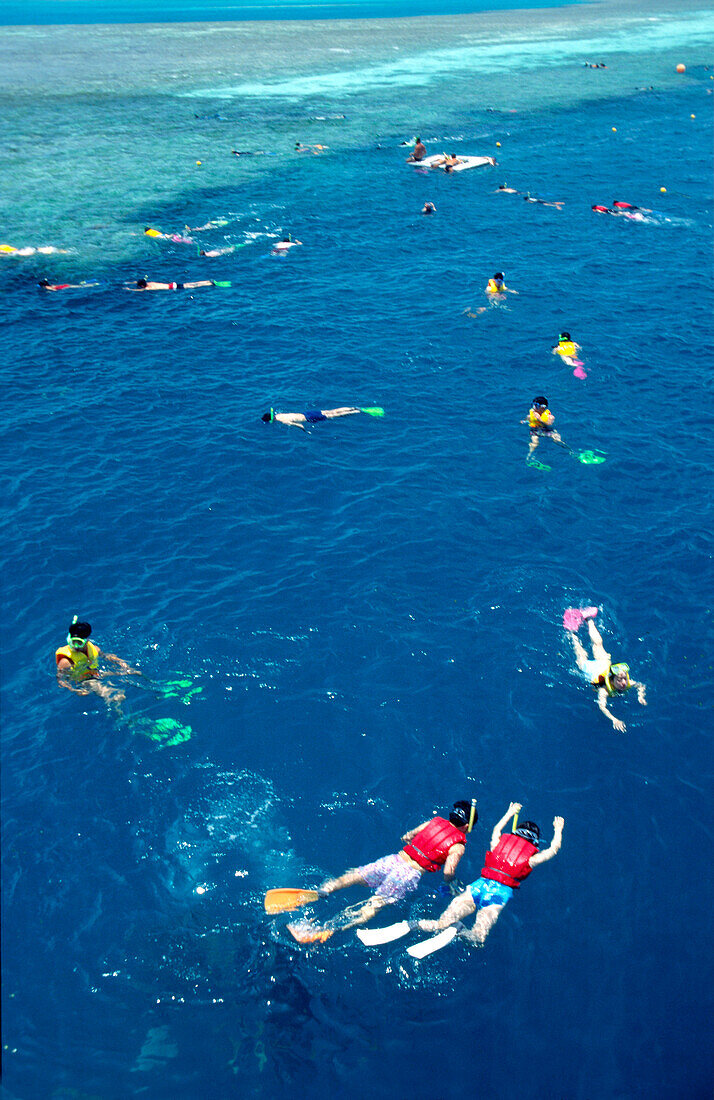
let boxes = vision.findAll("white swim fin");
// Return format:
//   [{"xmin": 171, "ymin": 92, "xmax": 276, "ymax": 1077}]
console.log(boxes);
[
  {"xmin": 407, "ymin": 925, "xmax": 459, "ymax": 959},
  {"xmin": 356, "ymin": 921, "xmax": 411, "ymax": 946}
]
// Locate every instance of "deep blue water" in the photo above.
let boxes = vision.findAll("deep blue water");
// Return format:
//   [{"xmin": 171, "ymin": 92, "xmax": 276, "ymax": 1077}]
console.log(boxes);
[{"xmin": 2, "ymin": 6, "xmax": 713, "ymax": 1099}]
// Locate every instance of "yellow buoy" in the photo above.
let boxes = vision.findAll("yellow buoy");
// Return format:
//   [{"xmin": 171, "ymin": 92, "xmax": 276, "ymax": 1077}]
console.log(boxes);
[
  {"xmin": 196, "ymin": 160, "xmax": 202, "ymax": 165},
  {"xmin": 660, "ymin": 186, "xmax": 667, "ymax": 193},
  {"xmin": 690, "ymin": 113, "xmax": 696, "ymax": 119},
  {"xmin": 611, "ymin": 127, "xmax": 617, "ymax": 132},
  {"xmin": 676, "ymin": 63, "xmax": 686, "ymax": 73},
  {"xmin": 496, "ymin": 141, "xmax": 501, "ymax": 148}
]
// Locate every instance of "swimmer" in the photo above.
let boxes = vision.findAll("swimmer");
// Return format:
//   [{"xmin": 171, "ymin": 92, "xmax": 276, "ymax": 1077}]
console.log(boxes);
[
  {"xmin": 283, "ymin": 801, "xmax": 474, "ymax": 943},
  {"xmin": 465, "ymin": 271, "xmax": 518, "ymax": 315},
  {"xmin": 422, "ymin": 201, "xmax": 437, "ymax": 215},
  {"xmin": 405, "ymin": 137, "xmax": 427, "ymax": 163},
  {"xmin": 1, "ymin": 244, "xmax": 70, "ymax": 256},
  {"xmin": 429, "ymin": 153, "xmax": 462, "ymax": 169},
  {"xmin": 494, "ymin": 183, "xmax": 519, "ymax": 194},
  {"xmin": 552, "ymin": 331, "xmax": 583, "ymax": 363},
  {"xmin": 38, "ymin": 280, "xmax": 102, "ymax": 291},
  {"xmin": 186, "ymin": 218, "xmax": 232, "ymax": 231},
  {"xmin": 272, "ymin": 236, "xmax": 303, "ymax": 253},
  {"xmin": 591, "ymin": 204, "xmax": 646, "ymax": 221},
  {"xmin": 261, "ymin": 406, "xmax": 383, "ymax": 430},
  {"xmin": 56, "ymin": 616, "xmax": 140, "ymax": 711},
  {"xmin": 198, "ymin": 245, "xmax": 237, "ymax": 257},
  {"xmin": 295, "ymin": 141, "xmax": 328, "ymax": 154},
  {"xmin": 612, "ymin": 200, "xmax": 652, "ymax": 213},
  {"xmin": 564, "ymin": 608, "xmax": 647, "ymax": 733},
  {"xmin": 412, "ymin": 805, "xmax": 564, "ymax": 948},
  {"xmin": 524, "ymin": 193, "xmax": 564, "ymax": 209},
  {"xmin": 144, "ymin": 227, "xmax": 195, "ymax": 245},
  {"xmin": 522, "ymin": 397, "xmax": 566, "ymax": 459},
  {"xmin": 125, "ymin": 278, "xmax": 228, "ymax": 291}
]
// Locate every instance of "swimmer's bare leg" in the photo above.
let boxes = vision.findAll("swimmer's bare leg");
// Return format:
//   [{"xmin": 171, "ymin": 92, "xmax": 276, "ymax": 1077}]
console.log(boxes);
[
  {"xmin": 462, "ymin": 902, "xmax": 504, "ymax": 946},
  {"xmin": 88, "ymin": 679, "xmax": 125, "ymax": 715},
  {"xmin": 587, "ymin": 619, "xmax": 610, "ymax": 662},
  {"xmin": 319, "ymin": 868, "xmax": 369, "ymax": 894},
  {"xmin": 331, "ymin": 895, "xmax": 388, "ymax": 930},
  {"xmin": 323, "ymin": 408, "xmax": 361, "ymax": 419},
  {"xmin": 416, "ymin": 891, "xmax": 476, "ymax": 933},
  {"xmin": 528, "ymin": 433, "xmax": 539, "ymax": 457},
  {"xmin": 568, "ymin": 630, "xmax": 590, "ymax": 671}
]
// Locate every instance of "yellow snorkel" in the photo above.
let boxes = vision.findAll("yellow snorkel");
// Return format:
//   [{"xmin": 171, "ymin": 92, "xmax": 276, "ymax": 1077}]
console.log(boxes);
[
  {"xmin": 512, "ymin": 811, "xmax": 519, "ymax": 834},
  {"xmin": 467, "ymin": 798, "xmax": 477, "ymax": 833}
]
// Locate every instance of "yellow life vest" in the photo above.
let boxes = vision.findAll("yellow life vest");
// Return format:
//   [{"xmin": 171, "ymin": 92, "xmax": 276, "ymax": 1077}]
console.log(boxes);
[
  {"xmin": 487, "ymin": 279, "xmax": 504, "ymax": 294},
  {"xmin": 144, "ymin": 228, "xmax": 162, "ymax": 238},
  {"xmin": 55, "ymin": 641, "xmax": 100, "ymax": 676},
  {"xmin": 529, "ymin": 408, "xmax": 554, "ymax": 429},
  {"xmin": 557, "ymin": 341, "xmax": 577, "ymax": 357},
  {"xmin": 592, "ymin": 663, "xmax": 632, "ymax": 696}
]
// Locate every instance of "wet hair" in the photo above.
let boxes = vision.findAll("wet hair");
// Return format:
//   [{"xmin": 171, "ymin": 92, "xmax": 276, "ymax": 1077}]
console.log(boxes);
[
  {"xmin": 449, "ymin": 800, "xmax": 475, "ymax": 828},
  {"xmin": 136, "ymin": 278, "xmax": 148, "ymax": 289},
  {"xmin": 261, "ymin": 411, "xmax": 272, "ymax": 422},
  {"xmin": 559, "ymin": 331, "xmax": 571, "ymax": 341},
  {"xmin": 416, "ymin": 136, "xmax": 421, "ymax": 143},
  {"xmin": 515, "ymin": 821, "xmax": 540, "ymax": 845},
  {"xmin": 282, "ymin": 237, "xmax": 290, "ymax": 243},
  {"xmin": 69, "ymin": 620, "xmax": 92, "ymax": 639},
  {"xmin": 38, "ymin": 279, "xmax": 50, "ymax": 287},
  {"xmin": 494, "ymin": 272, "xmax": 504, "ymax": 280},
  {"xmin": 533, "ymin": 396, "xmax": 549, "ymax": 408}
]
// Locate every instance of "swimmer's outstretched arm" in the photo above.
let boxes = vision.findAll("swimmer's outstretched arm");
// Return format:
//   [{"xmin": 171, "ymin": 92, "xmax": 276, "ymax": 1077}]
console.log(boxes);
[
  {"xmin": 103, "ymin": 652, "xmax": 142, "ymax": 675},
  {"xmin": 597, "ymin": 687, "xmax": 626, "ymax": 733},
  {"xmin": 529, "ymin": 817, "xmax": 564, "ymax": 866},
  {"xmin": 631, "ymin": 681, "xmax": 647, "ymax": 705},
  {"xmin": 401, "ymin": 820, "xmax": 430, "ymax": 843},
  {"xmin": 442, "ymin": 841, "xmax": 466, "ymax": 882},
  {"xmin": 490, "ymin": 802, "xmax": 522, "ymax": 850}
]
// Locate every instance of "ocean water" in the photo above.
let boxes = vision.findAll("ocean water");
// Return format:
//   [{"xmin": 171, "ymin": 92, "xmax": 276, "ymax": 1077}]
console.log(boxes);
[{"xmin": 1, "ymin": 1, "xmax": 713, "ymax": 1097}]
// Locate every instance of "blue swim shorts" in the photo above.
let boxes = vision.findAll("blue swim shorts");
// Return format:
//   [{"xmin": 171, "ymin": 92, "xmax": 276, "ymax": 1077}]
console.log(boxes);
[
  {"xmin": 469, "ymin": 877, "xmax": 514, "ymax": 910},
  {"xmin": 354, "ymin": 853, "xmax": 422, "ymax": 902},
  {"xmin": 303, "ymin": 410, "xmax": 327, "ymax": 423}
]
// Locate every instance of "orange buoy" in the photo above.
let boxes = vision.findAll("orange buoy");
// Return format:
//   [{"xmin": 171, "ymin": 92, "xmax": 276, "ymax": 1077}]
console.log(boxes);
[{"xmin": 676, "ymin": 63, "xmax": 686, "ymax": 73}]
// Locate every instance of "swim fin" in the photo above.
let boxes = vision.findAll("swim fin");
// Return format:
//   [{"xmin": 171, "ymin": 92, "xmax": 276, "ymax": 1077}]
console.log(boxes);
[
  {"xmin": 212, "ymin": 280, "xmax": 232, "ymax": 288},
  {"xmin": 360, "ymin": 407, "xmax": 384, "ymax": 417},
  {"xmin": 407, "ymin": 926, "xmax": 459, "ymax": 959},
  {"xmin": 286, "ymin": 922, "xmax": 334, "ymax": 944},
  {"xmin": 577, "ymin": 450, "xmax": 606, "ymax": 464},
  {"xmin": 264, "ymin": 888, "xmax": 320, "ymax": 914},
  {"xmin": 356, "ymin": 921, "xmax": 412, "ymax": 946}
]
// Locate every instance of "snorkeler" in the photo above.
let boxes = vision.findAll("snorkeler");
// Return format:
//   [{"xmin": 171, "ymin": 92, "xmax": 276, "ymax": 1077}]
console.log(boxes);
[
  {"xmin": 465, "ymin": 272, "xmax": 518, "ymax": 316},
  {"xmin": 267, "ymin": 801, "xmax": 476, "ymax": 944},
  {"xmin": 523, "ymin": 397, "xmax": 566, "ymax": 459},
  {"xmin": 612, "ymin": 200, "xmax": 652, "ymax": 213},
  {"xmin": 493, "ymin": 185, "xmax": 562, "ymax": 207},
  {"xmin": 271, "ymin": 236, "xmax": 303, "ymax": 253},
  {"xmin": 552, "ymin": 331, "xmax": 586, "ymax": 377},
  {"xmin": 405, "ymin": 137, "xmax": 427, "ymax": 162},
  {"xmin": 144, "ymin": 227, "xmax": 195, "ymax": 244},
  {"xmin": 564, "ymin": 608, "xmax": 647, "ymax": 732},
  {"xmin": 38, "ymin": 280, "xmax": 102, "ymax": 291},
  {"xmin": 591, "ymin": 204, "xmax": 646, "ymax": 221},
  {"xmin": 358, "ymin": 804, "xmax": 563, "ymax": 953},
  {"xmin": 125, "ymin": 278, "xmax": 230, "ymax": 291},
  {"xmin": 1, "ymin": 244, "xmax": 70, "ymax": 256},
  {"xmin": 422, "ymin": 201, "xmax": 437, "ymax": 215},
  {"xmin": 56, "ymin": 617, "xmax": 140, "ymax": 710},
  {"xmin": 261, "ymin": 406, "xmax": 383, "ymax": 430}
]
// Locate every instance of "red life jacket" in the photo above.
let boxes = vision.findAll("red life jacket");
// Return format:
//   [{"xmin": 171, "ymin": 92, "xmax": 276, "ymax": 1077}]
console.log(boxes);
[
  {"xmin": 402, "ymin": 817, "xmax": 465, "ymax": 872},
  {"xmin": 481, "ymin": 833, "xmax": 538, "ymax": 889}
]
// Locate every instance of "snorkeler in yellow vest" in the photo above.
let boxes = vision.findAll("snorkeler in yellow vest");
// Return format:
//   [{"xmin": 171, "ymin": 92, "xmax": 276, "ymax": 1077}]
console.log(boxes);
[
  {"xmin": 552, "ymin": 332, "xmax": 582, "ymax": 362},
  {"xmin": 465, "ymin": 272, "xmax": 518, "ymax": 316},
  {"xmin": 563, "ymin": 608, "xmax": 647, "ymax": 732},
  {"xmin": 522, "ymin": 396, "xmax": 568, "ymax": 460},
  {"xmin": 56, "ymin": 616, "xmax": 139, "ymax": 711}
]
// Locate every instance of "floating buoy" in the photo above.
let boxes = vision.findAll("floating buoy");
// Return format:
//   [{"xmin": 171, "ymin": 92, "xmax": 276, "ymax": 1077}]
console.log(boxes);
[
  {"xmin": 676, "ymin": 63, "xmax": 686, "ymax": 73},
  {"xmin": 496, "ymin": 141, "xmax": 501, "ymax": 148},
  {"xmin": 660, "ymin": 186, "xmax": 667, "ymax": 193},
  {"xmin": 196, "ymin": 160, "xmax": 202, "ymax": 165},
  {"xmin": 611, "ymin": 127, "xmax": 617, "ymax": 132},
  {"xmin": 690, "ymin": 113, "xmax": 696, "ymax": 119}
]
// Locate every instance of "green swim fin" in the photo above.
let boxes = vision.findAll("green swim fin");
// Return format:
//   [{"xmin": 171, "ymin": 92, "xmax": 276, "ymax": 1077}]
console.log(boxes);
[
  {"xmin": 360, "ymin": 407, "xmax": 384, "ymax": 417},
  {"xmin": 132, "ymin": 716, "xmax": 192, "ymax": 747},
  {"xmin": 212, "ymin": 280, "xmax": 232, "ymax": 288},
  {"xmin": 577, "ymin": 450, "xmax": 606, "ymax": 464},
  {"xmin": 528, "ymin": 458, "xmax": 551, "ymax": 471}
]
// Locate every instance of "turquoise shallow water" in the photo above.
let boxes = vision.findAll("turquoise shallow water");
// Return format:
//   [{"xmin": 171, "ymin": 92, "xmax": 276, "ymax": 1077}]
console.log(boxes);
[{"xmin": 2, "ymin": 3, "xmax": 714, "ymax": 1097}]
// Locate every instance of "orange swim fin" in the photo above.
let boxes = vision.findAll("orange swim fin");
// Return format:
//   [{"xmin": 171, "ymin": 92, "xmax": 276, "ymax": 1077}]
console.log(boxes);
[
  {"xmin": 286, "ymin": 922, "xmax": 334, "ymax": 944},
  {"xmin": 264, "ymin": 888, "xmax": 320, "ymax": 914}
]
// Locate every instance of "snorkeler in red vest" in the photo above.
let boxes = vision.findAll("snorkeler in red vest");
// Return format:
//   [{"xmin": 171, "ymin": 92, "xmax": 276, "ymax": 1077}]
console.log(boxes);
[
  {"xmin": 273, "ymin": 801, "xmax": 476, "ymax": 944},
  {"xmin": 412, "ymin": 803, "xmax": 564, "ymax": 946}
]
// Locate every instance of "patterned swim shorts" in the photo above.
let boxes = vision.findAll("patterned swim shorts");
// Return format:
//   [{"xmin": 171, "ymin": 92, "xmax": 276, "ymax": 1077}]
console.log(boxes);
[{"xmin": 354, "ymin": 853, "xmax": 423, "ymax": 901}]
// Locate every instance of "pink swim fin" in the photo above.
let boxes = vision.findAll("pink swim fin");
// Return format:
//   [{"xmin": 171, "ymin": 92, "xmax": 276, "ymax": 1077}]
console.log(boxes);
[
  {"xmin": 573, "ymin": 364, "xmax": 587, "ymax": 379},
  {"xmin": 563, "ymin": 606, "xmax": 598, "ymax": 631}
]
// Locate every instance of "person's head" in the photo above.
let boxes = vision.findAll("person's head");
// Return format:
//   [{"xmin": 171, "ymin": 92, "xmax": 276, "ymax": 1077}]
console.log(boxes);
[
  {"xmin": 494, "ymin": 272, "xmax": 504, "ymax": 282},
  {"xmin": 136, "ymin": 278, "xmax": 148, "ymax": 289},
  {"xmin": 609, "ymin": 662, "xmax": 630, "ymax": 691},
  {"xmin": 532, "ymin": 396, "xmax": 549, "ymax": 410},
  {"xmin": 416, "ymin": 136, "xmax": 422, "ymax": 143},
  {"xmin": 449, "ymin": 800, "xmax": 477, "ymax": 831},
  {"xmin": 282, "ymin": 237, "xmax": 290, "ymax": 243},
  {"xmin": 515, "ymin": 821, "xmax": 540, "ymax": 846},
  {"xmin": 38, "ymin": 279, "xmax": 50, "ymax": 287},
  {"xmin": 67, "ymin": 617, "xmax": 91, "ymax": 651},
  {"xmin": 559, "ymin": 332, "xmax": 571, "ymax": 342},
  {"xmin": 261, "ymin": 409, "xmax": 275, "ymax": 423}
]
